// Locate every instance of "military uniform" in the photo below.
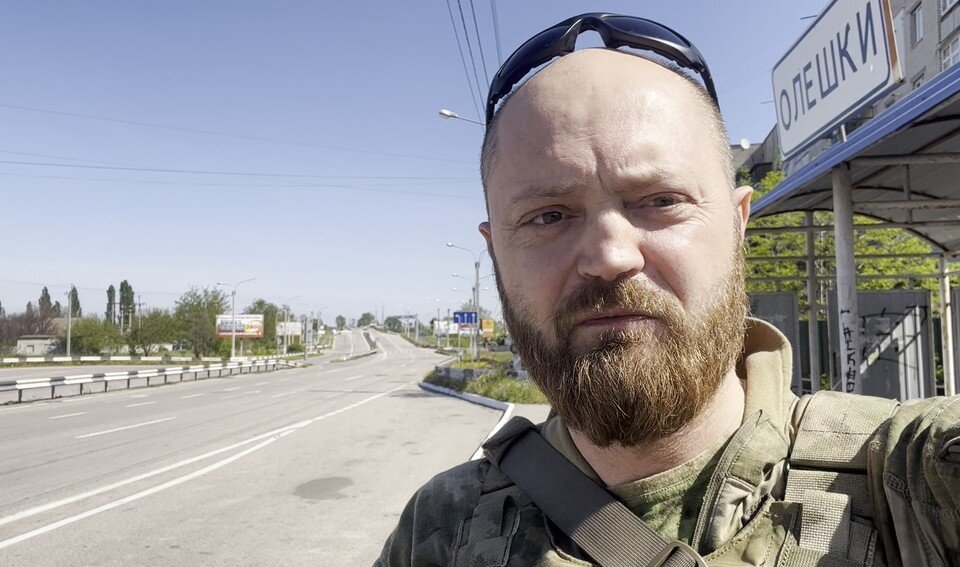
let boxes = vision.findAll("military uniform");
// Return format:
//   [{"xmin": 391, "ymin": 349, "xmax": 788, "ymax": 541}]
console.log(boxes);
[{"xmin": 376, "ymin": 319, "xmax": 960, "ymax": 566}]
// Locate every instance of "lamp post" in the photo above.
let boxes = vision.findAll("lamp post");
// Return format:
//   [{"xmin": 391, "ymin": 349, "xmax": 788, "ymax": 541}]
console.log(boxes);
[
  {"xmin": 438, "ymin": 108, "xmax": 484, "ymax": 126},
  {"xmin": 280, "ymin": 295, "xmax": 302, "ymax": 354},
  {"xmin": 447, "ymin": 242, "xmax": 485, "ymax": 359},
  {"xmin": 64, "ymin": 287, "xmax": 74, "ymax": 358},
  {"xmin": 217, "ymin": 278, "xmax": 256, "ymax": 360}
]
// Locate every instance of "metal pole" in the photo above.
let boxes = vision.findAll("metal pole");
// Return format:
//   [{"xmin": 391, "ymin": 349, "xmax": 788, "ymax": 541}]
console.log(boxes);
[
  {"xmin": 805, "ymin": 212, "xmax": 820, "ymax": 392},
  {"xmin": 230, "ymin": 289, "xmax": 237, "ymax": 360},
  {"xmin": 832, "ymin": 164, "xmax": 862, "ymax": 394},
  {"xmin": 940, "ymin": 256, "xmax": 956, "ymax": 396},
  {"xmin": 66, "ymin": 288, "xmax": 73, "ymax": 357},
  {"xmin": 474, "ymin": 260, "xmax": 480, "ymax": 359}
]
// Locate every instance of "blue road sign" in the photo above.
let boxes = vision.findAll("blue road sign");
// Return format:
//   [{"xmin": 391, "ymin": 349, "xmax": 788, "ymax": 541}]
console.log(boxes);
[{"xmin": 453, "ymin": 311, "xmax": 478, "ymax": 325}]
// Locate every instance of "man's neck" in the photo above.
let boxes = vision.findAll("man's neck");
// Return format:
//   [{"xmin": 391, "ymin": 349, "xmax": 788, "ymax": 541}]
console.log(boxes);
[{"xmin": 568, "ymin": 371, "xmax": 746, "ymax": 486}]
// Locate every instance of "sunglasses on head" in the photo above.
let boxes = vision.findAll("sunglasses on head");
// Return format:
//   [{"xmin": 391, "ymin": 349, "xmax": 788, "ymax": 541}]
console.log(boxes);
[{"xmin": 485, "ymin": 12, "xmax": 719, "ymax": 124}]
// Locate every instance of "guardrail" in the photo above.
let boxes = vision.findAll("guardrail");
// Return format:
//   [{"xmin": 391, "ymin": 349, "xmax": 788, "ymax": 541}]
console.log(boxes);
[
  {"xmin": 0, "ymin": 358, "xmax": 301, "ymax": 404},
  {"xmin": 0, "ymin": 353, "xmax": 306, "ymax": 365}
]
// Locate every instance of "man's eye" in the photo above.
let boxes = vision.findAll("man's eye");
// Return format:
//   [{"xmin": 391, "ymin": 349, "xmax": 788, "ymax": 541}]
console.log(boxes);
[
  {"xmin": 531, "ymin": 211, "xmax": 565, "ymax": 225},
  {"xmin": 649, "ymin": 195, "xmax": 683, "ymax": 208}
]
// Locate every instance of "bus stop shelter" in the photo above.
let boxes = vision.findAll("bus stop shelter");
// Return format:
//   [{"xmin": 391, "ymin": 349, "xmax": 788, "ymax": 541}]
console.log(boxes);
[{"xmin": 752, "ymin": 61, "xmax": 960, "ymax": 398}]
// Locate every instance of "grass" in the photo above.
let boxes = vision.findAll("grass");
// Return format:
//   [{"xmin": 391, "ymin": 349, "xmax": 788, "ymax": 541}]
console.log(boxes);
[{"xmin": 425, "ymin": 369, "xmax": 548, "ymax": 404}]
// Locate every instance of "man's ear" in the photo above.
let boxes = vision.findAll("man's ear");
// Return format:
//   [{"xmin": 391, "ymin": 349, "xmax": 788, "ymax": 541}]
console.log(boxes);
[
  {"xmin": 479, "ymin": 221, "xmax": 494, "ymax": 261},
  {"xmin": 733, "ymin": 186, "xmax": 753, "ymax": 239}
]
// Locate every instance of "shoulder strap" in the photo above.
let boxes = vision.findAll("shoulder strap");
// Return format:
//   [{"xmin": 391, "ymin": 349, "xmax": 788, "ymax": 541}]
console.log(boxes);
[{"xmin": 483, "ymin": 416, "xmax": 706, "ymax": 567}]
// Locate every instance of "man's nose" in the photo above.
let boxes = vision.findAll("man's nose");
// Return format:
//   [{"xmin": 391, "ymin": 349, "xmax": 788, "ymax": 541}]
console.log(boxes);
[{"xmin": 575, "ymin": 210, "xmax": 644, "ymax": 282}]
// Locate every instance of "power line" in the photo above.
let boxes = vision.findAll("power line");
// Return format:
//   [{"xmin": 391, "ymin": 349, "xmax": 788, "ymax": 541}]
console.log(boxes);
[
  {"xmin": 468, "ymin": 0, "xmax": 491, "ymax": 87},
  {"xmin": 0, "ymin": 102, "xmax": 470, "ymax": 164},
  {"xmin": 455, "ymin": 0, "xmax": 487, "ymax": 110},
  {"xmin": 0, "ymin": 171, "xmax": 482, "ymax": 200},
  {"xmin": 0, "ymin": 149, "xmax": 133, "ymax": 167},
  {"xmin": 0, "ymin": 159, "xmax": 474, "ymax": 181},
  {"xmin": 491, "ymin": 0, "xmax": 503, "ymax": 64},
  {"xmin": 445, "ymin": 0, "xmax": 483, "ymax": 121}
]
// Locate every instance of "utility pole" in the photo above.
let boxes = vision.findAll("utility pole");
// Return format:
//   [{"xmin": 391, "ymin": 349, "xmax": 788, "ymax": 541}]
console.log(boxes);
[
  {"xmin": 65, "ymin": 287, "xmax": 73, "ymax": 357},
  {"xmin": 216, "ymin": 278, "xmax": 256, "ymax": 360}
]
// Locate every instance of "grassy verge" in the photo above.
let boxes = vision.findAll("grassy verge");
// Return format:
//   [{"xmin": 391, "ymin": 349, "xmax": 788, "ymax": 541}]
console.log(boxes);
[{"xmin": 424, "ymin": 369, "xmax": 548, "ymax": 404}]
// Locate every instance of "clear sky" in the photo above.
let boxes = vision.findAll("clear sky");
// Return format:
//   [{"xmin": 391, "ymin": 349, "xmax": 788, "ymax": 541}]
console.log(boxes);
[{"xmin": 1, "ymin": 0, "xmax": 826, "ymax": 324}]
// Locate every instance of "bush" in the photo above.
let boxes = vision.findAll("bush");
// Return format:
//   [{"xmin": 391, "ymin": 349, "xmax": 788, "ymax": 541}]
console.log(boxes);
[
  {"xmin": 286, "ymin": 343, "xmax": 304, "ymax": 353},
  {"xmin": 424, "ymin": 369, "xmax": 548, "ymax": 404}
]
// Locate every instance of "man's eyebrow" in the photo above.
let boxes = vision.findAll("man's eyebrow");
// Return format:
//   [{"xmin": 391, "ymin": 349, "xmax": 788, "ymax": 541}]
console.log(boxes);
[{"xmin": 506, "ymin": 169, "xmax": 672, "ymax": 209}]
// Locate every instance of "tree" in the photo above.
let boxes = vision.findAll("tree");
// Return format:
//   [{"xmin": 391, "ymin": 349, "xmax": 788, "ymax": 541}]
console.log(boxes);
[
  {"xmin": 174, "ymin": 286, "xmax": 228, "ymax": 357},
  {"xmin": 244, "ymin": 298, "xmax": 279, "ymax": 347},
  {"xmin": 38, "ymin": 287, "xmax": 55, "ymax": 319},
  {"xmin": 358, "ymin": 312, "xmax": 376, "ymax": 327},
  {"xmin": 106, "ymin": 285, "xmax": 116, "ymax": 324},
  {"xmin": 129, "ymin": 309, "xmax": 177, "ymax": 355},
  {"xmin": 0, "ymin": 309, "xmax": 55, "ymax": 352},
  {"xmin": 68, "ymin": 286, "xmax": 81, "ymax": 318},
  {"xmin": 335, "ymin": 315, "xmax": 346, "ymax": 331},
  {"xmin": 118, "ymin": 280, "xmax": 136, "ymax": 330},
  {"xmin": 62, "ymin": 317, "xmax": 124, "ymax": 354},
  {"xmin": 52, "ymin": 301, "xmax": 62, "ymax": 317},
  {"xmin": 0, "ymin": 301, "xmax": 5, "ymax": 318},
  {"xmin": 384, "ymin": 316, "xmax": 402, "ymax": 333}
]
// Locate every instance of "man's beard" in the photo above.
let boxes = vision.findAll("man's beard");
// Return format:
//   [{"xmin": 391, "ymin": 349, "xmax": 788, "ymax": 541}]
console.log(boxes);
[{"xmin": 495, "ymin": 246, "xmax": 748, "ymax": 448}]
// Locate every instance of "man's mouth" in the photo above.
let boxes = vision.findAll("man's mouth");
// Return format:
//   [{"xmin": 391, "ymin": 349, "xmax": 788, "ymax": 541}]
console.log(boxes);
[{"xmin": 573, "ymin": 309, "xmax": 654, "ymax": 329}]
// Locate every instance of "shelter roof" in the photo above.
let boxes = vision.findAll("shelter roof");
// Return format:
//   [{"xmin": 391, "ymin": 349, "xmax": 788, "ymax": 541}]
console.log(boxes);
[{"xmin": 752, "ymin": 63, "xmax": 960, "ymax": 252}]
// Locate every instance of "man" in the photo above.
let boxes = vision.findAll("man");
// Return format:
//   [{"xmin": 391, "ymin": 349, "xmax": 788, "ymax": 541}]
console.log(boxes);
[{"xmin": 376, "ymin": 14, "xmax": 960, "ymax": 566}]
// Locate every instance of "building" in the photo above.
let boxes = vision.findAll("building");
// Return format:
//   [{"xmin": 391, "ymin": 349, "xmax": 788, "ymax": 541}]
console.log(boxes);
[{"xmin": 15, "ymin": 335, "xmax": 58, "ymax": 356}]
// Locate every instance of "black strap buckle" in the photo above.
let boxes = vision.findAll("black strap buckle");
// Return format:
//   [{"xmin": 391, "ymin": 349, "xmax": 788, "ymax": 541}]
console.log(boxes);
[{"xmin": 649, "ymin": 540, "xmax": 708, "ymax": 567}]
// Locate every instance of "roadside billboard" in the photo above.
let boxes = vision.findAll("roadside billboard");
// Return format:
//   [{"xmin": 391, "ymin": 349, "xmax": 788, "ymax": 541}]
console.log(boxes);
[
  {"xmin": 216, "ymin": 314, "xmax": 264, "ymax": 339},
  {"xmin": 772, "ymin": 0, "xmax": 901, "ymax": 158},
  {"xmin": 276, "ymin": 321, "xmax": 302, "ymax": 337},
  {"xmin": 481, "ymin": 318, "xmax": 495, "ymax": 338}
]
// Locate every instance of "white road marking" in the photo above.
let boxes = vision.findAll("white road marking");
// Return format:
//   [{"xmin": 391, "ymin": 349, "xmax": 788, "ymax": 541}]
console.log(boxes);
[
  {"xmin": 343, "ymin": 374, "xmax": 363, "ymax": 381},
  {"xmin": 277, "ymin": 378, "xmax": 289, "ymax": 382},
  {"xmin": 222, "ymin": 386, "xmax": 242, "ymax": 392},
  {"xmin": 270, "ymin": 390, "xmax": 300, "ymax": 398},
  {"xmin": 125, "ymin": 401, "xmax": 155, "ymax": 408},
  {"xmin": 129, "ymin": 394, "xmax": 148, "ymax": 398},
  {"xmin": 75, "ymin": 417, "xmax": 176, "ymax": 439},
  {"xmin": 49, "ymin": 412, "xmax": 87, "ymax": 420},
  {"xmin": 242, "ymin": 390, "xmax": 260, "ymax": 395},
  {"xmin": 0, "ymin": 382, "xmax": 411, "ymax": 546},
  {"xmin": 180, "ymin": 393, "xmax": 203, "ymax": 399},
  {"xmin": 255, "ymin": 381, "xmax": 269, "ymax": 386},
  {"xmin": 0, "ymin": 436, "xmax": 279, "ymax": 551}
]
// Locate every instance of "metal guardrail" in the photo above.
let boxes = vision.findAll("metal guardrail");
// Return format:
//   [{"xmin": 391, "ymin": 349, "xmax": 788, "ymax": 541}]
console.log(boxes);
[
  {"xmin": 0, "ymin": 358, "xmax": 301, "ymax": 404},
  {"xmin": 0, "ymin": 353, "xmax": 306, "ymax": 365}
]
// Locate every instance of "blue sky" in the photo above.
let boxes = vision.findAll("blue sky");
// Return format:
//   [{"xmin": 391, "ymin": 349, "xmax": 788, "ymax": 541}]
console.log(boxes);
[{"xmin": 1, "ymin": 0, "xmax": 826, "ymax": 323}]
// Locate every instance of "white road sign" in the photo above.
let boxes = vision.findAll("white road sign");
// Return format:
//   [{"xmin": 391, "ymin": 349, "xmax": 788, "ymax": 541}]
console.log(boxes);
[{"xmin": 772, "ymin": 0, "xmax": 901, "ymax": 158}]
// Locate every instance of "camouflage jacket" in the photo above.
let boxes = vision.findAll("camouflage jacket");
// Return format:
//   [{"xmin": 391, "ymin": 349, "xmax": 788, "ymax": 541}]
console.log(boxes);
[{"xmin": 375, "ymin": 320, "xmax": 960, "ymax": 566}]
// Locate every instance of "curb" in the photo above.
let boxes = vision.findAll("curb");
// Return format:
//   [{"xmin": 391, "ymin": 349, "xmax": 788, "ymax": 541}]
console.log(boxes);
[{"xmin": 418, "ymin": 381, "xmax": 515, "ymax": 460}]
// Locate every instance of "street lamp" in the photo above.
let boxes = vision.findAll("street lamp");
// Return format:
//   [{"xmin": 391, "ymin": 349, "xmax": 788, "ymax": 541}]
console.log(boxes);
[
  {"xmin": 438, "ymin": 108, "xmax": 484, "ymax": 126},
  {"xmin": 217, "ymin": 277, "xmax": 256, "ymax": 360},
  {"xmin": 64, "ymin": 286, "xmax": 74, "ymax": 358},
  {"xmin": 280, "ymin": 295, "xmax": 302, "ymax": 354},
  {"xmin": 447, "ymin": 242, "xmax": 486, "ymax": 359}
]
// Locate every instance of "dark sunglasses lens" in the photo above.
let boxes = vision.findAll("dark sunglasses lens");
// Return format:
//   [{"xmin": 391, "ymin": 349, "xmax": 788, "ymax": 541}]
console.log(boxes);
[
  {"xmin": 498, "ymin": 25, "xmax": 569, "ymax": 84},
  {"xmin": 601, "ymin": 16, "xmax": 691, "ymax": 49}
]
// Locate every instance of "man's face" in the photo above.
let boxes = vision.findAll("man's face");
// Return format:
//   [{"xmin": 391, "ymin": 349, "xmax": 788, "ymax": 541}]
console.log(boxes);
[{"xmin": 480, "ymin": 50, "xmax": 753, "ymax": 447}]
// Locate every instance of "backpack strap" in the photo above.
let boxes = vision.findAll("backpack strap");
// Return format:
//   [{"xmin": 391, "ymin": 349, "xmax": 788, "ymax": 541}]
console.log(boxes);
[
  {"xmin": 784, "ymin": 391, "xmax": 899, "ymax": 564},
  {"xmin": 482, "ymin": 416, "xmax": 707, "ymax": 567}
]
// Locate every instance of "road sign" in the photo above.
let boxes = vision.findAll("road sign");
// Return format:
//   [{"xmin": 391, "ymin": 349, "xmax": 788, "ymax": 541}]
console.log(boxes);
[
  {"xmin": 772, "ymin": 0, "xmax": 901, "ymax": 158},
  {"xmin": 481, "ymin": 318, "xmax": 495, "ymax": 337},
  {"xmin": 453, "ymin": 311, "xmax": 478, "ymax": 325}
]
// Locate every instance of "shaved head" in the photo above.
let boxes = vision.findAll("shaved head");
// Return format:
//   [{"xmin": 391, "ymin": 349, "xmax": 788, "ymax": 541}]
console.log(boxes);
[{"xmin": 480, "ymin": 49, "xmax": 734, "ymax": 203}]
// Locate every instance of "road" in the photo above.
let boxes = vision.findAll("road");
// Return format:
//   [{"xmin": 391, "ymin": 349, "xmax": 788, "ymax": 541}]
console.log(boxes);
[{"xmin": 0, "ymin": 329, "xmax": 505, "ymax": 566}]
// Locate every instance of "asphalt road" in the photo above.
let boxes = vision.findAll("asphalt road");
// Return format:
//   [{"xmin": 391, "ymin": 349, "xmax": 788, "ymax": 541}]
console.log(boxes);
[{"xmin": 0, "ymin": 329, "xmax": 505, "ymax": 566}]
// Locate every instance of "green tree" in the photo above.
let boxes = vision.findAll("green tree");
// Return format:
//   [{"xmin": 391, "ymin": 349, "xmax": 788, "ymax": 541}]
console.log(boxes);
[
  {"xmin": 68, "ymin": 286, "xmax": 81, "ymax": 318},
  {"xmin": 118, "ymin": 280, "xmax": 136, "ymax": 330},
  {"xmin": 384, "ymin": 316, "xmax": 402, "ymax": 332},
  {"xmin": 0, "ymin": 301, "xmax": 5, "ymax": 317},
  {"xmin": 335, "ymin": 315, "xmax": 346, "ymax": 330},
  {"xmin": 129, "ymin": 309, "xmax": 177, "ymax": 355},
  {"xmin": 174, "ymin": 286, "xmax": 228, "ymax": 357},
  {"xmin": 38, "ymin": 287, "xmax": 55, "ymax": 318},
  {"xmin": 244, "ymin": 298, "xmax": 279, "ymax": 348},
  {"xmin": 357, "ymin": 312, "xmax": 376, "ymax": 327},
  {"xmin": 106, "ymin": 284, "xmax": 116, "ymax": 324},
  {"xmin": 64, "ymin": 317, "xmax": 124, "ymax": 354}
]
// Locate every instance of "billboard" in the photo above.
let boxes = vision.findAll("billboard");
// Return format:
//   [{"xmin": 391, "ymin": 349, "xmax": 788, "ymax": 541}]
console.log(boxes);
[
  {"xmin": 772, "ymin": 0, "xmax": 901, "ymax": 158},
  {"xmin": 481, "ymin": 318, "xmax": 496, "ymax": 338},
  {"xmin": 216, "ymin": 314, "xmax": 264, "ymax": 339},
  {"xmin": 276, "ymin": 321, "xmax": 303, "ymax": 337}
]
